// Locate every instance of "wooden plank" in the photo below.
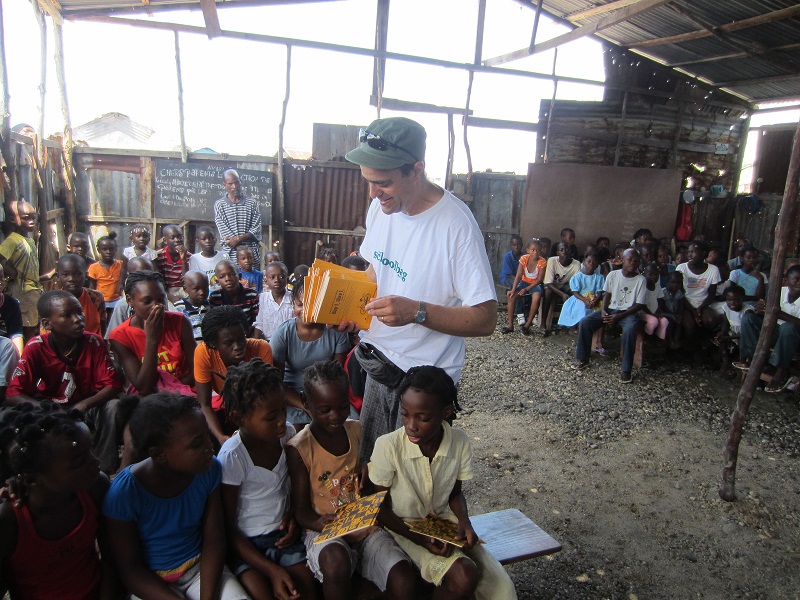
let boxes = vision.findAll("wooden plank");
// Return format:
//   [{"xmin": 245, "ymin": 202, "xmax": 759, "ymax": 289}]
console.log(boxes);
[
  {"xmin": 471, "ymin": 509, "xmax": 561, "ymax": 565},
  {"xmin": 465, "ymin": 116, "xmax": 538, "ymax": 132},
  {"xmin": 629, "ymin": 4, "xmax": 800, "ymax": 49},
  {"xmin": 716, "ymin": 73, "xmax": 800, "ymax": 89},
  {"xmin": 484, "ymin": 0, "xmax": 670, "ymax": 66},
  {"xmin": 285, "ymin": 226, "xmax": 366, "ymax": 237},
  {"xmin": 548, "ymin": 123, "xmax": 736, "ymax": 154},
  {"xmin": 46, "ymin": 207, "xmax": 64, "ymax": 220},
  {"xmin": 199, "ymin": 0, "xmax": 222, "ymax": 38},
  {"xmin": 369, "ymin": 95, "xmax": 473, "ymax": 116},
  {"xmin": 81, "ymin": 215, "xmax": 186, "ymax": 225},
  {"xmin": 37, "ymin": 0, "xmax": 63, "ymax": 24},
  {"xmin": 74, "ymin": 15, "xmax": 606, "ymax": 89},
  {"xmin": 567, "ymin": 0, "xmax": 641, "ymax": 22}
]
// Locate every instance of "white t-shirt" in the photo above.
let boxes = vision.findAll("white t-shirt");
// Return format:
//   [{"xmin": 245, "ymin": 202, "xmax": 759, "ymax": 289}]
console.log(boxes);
[
  {"xmin": 254, "ymin": 290, "xmax": 294, "ymax": 340},
  {"xmin": 779, "ymin": 286, "xmax": 800, "ymax": 325},
  {"xmin": 676, "ymin": 262, "xmax": 721, "ymax": 309},
  {"xmin": 123, "ymin": 246, "xmax": 158, "ymax": 262},
  {"xmin": 643, "ymin": 284, "xmax": 664, "ymax": 314},
  {"xmin": 188, "ymin": 251, "xmax": 227, "ymax": 288},
  {"xmin": 359, "ymin": 190, "xmax": 496, "ymax": 382},
  {"xmin": 543, "ymin": 256, "xmax": 580, "ymax": 288},
  {"xmin": 217, "ymin": 424, "xmax": 296, "ymax": 537},
  {"xmin": 603, "ymin": 269, "xmax": 647, "ymax": 311},
  {"xmin": 722, "ymin": 303, "xmax": 752, "ymax": 336}
]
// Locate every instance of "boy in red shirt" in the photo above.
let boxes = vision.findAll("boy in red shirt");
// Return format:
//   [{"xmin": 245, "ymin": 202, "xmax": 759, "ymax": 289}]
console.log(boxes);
[
  {"xmin": 7, "ymin": 290, "xmax": 124, "ymax": 473},
  {"xmin": 155, "ymin": 224, "xmax": 191, "ymax": 303}
]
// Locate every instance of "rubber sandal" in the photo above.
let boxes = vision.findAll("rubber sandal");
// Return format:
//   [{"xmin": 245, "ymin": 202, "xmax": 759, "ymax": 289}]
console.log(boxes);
[
  {"xmin": 732, "ymin": 362, "xmax": 750, "ymax": 371},
  {"xmin": 620, "ymin": 373, "xmax": 633, "ymax": 384},
  {"xmin": 786, "ymin": 377, "xmax": 800, "ymax": 393},
  {"xmin": 521, "ymin": 326, "xmax": 531, "ymax": 336},
  {"xmin": 571, "ymin": 360, "xmax": 590, "ymax": 370},
  {"xmin": 765, "ymin": 378, "xmax": 791, "ymax": 393},
  {"xmin": 501, "ymin": 326, "xmax": 513, "ymax": 334},
  {"xmin": 593, "ymin": 347, "xmax": 608, "ymax": 356}
]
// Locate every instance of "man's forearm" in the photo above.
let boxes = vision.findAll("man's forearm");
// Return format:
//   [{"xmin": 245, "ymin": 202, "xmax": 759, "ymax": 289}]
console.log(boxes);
[{"xmin": 425, "ymin": 300, "xmax": 497, "ymax": 337}]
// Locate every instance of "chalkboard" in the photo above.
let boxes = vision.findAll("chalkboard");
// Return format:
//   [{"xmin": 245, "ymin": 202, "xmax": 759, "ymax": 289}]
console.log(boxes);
[
  {"xmin": 154, "ymin": 160, "xmax": 272, "ymax": 224},
  {"xmin": 521, "ymin": 163, "xmax": 681, "ymax": 248}
]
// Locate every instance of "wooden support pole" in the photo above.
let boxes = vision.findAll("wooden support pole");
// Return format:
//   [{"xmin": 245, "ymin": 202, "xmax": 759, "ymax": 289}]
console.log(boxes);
[
  {"xmin": 33, "ymin": 1, "xmax": 47, "ymax": 164},
  {"xmin": 275, "ymin": 45, "xmax": 291, "ymax": 257},
  {"xmin": 529, "ymin": 0, "xmax": 544, "ymax": 53},
  {"xmin": 543, "ymin": 49, "xmax": 559, "ymax": 163},
  {"xmin": 53, "ymin": 20, "xmax": 78, "ymax": 235},
  {"xmin": 0, "ymin": 0, "xmax": 16, "ymax": 207},
  {"xmin": 445, "ymin": 112, "xmax": 455, "ymax": 190},
  {"xmin": 614, "ymin": 91, "xmax": 628, "ymax": 166},
  {"xmin": 174, "ymin": 32, "xmax": 188, "ymax": 163},
  {"xmin": 670, "ymin": 85, "xmax": 685, "ymax": 170},
  {"xmin": 372, "ymin": 0, "xmax": 389, "ymax": 119},
  {"xmin": 720, "ymin": 117, "xmax": 800, "ymax": 501}
]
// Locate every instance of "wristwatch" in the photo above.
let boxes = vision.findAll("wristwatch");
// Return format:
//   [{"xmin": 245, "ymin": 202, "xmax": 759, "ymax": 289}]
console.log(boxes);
[{"xmin": 414, "ymin": 301, "xmax": 427, "ymax": 324}]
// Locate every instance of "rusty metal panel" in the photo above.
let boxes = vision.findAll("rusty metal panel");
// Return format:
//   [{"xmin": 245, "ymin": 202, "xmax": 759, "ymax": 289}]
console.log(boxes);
[
  {"xmin": 281, "ymin": 162, "xmax": 369, "ymax": 269},
  {"xmin": 452, "ymin": 173, "xmax": 525, "ymax": 282}
]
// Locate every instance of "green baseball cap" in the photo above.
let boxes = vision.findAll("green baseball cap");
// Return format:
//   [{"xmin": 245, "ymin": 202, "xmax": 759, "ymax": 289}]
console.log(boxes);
[{"xmin": 345, "ymin": 117, "xmax": 426, "ymax": 170}]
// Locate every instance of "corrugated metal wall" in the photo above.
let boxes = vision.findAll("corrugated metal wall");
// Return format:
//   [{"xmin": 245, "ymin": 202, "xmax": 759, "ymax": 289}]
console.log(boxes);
[{"xmin": 452, "ymin": 173, "xmax": 526, "ymax": 282}]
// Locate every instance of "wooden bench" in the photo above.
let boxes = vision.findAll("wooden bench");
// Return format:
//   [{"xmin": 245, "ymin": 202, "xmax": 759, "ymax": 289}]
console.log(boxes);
[
  {"xmin": 353, "ymin": 509, "xmax": 561, "ymax": 598},
  {"xmin": 472, "ymin": 508, "xmax": 562, "ymax": 564}
]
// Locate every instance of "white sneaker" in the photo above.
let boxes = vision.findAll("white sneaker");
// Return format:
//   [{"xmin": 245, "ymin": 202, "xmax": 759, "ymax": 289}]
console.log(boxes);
[{"xmin": 516, "ymin": 314, "xmax": 525, "ymax": 326}]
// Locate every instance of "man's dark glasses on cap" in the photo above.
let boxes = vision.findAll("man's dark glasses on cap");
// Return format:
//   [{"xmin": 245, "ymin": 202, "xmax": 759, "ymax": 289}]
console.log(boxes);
[{"xmin": 358, "ymin": 129, "xmax": 418, "ymax": 163}]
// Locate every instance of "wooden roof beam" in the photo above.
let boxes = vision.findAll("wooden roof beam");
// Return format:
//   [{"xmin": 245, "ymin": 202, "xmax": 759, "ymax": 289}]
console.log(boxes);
[
  {"xmin": 483, "ymin": 0, "xmax": 670, "ymax": 67},
  {"xmin": 567, "ymin": 0, "xmax": 642, "ymax": 22},
  {"xmin": 668, "ymin": 41, "xmax": 800, "ymax": 68},
  {"xmin": 629, "ymin": 4, "xmax": 800, "ymax": 48},
  {"xmin": 199, "ymin": 0, "xmax": 222, "ymax": 38},
  {"xmin": 717, "ymin": 73, "xmax": 800, "ymax": 89},
  {"xmin": 60, "ymin": 0, "xmax": 339, "ymax": 19},
  {"xmin": 37, "ymin": 0, "xmax": 63, "ymax": 24}
]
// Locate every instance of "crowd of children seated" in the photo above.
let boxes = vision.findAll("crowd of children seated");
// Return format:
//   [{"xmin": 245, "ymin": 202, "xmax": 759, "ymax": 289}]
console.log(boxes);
[
  {"xmin": 0, "ymin": 210, "xmax": 517, "ymax": 600},
  {"xmin": 500, "ymin": 227, "xmax": 800, "ymax": 388}
]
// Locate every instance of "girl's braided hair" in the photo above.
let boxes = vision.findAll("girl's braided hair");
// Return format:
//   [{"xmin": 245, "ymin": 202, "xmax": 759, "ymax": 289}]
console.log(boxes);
[
  {"xmin": 0, "ymin": 401, "xmax": 85, "ymax": 491},
  {"xmin": 124, "ymin": 269, "xmax": 166, "ymax": 297},
  {"xmin": 303, "ymin": 359, "xmax": 348, "ymax": 400},
  {"xmin": 222, "ymin": 358, "xmax": 285, "ymax": 420}
]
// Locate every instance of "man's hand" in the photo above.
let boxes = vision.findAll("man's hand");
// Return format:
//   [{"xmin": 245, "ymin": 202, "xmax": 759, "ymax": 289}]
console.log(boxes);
[
  {"xmin": 366, "ymin": 296, "xmax": 417, "ymax": 327},
  {"xmin": 601, "ymin": 311, "xmax": 619, "ymax": 326},
  {"xmin": 269, "ymin": 566, "xmax": 301, "ymax": 600}
]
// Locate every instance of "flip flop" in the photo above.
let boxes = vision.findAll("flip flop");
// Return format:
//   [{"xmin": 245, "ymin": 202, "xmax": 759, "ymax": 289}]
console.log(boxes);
[
  {"xmin": 786, "ymin": 377, "xmax": 800, "ymax": 393},
  {"xmin": 593, "ymin": 347, "xmax": 608, "ymax": 356},
  {"xmin": 765, "ymin": 378, "xmax": 791, "ymax": 393},
  {"xmin": 571, "ymin": 360, "xmax": 590, "ymax": 370},
  {"xmin": 501, "ymin": 326, "xmax": 513, "ymax": 334},
  {"xmin": 521, "ymin": 326, "xmax": 531, "ymax": 336},
  {"xmin": 619, "ymin": 373, "xmax": 633, "ymax": 384},
  {"xmin": 732, "ymin": 362, "xmax": 750, "ymax": 371}
]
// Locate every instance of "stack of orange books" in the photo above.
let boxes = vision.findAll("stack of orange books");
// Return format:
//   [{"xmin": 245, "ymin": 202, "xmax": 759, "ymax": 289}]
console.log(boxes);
[{"xmin": 303, "ymin": 259, "xmax": 377, "ymax": 330}]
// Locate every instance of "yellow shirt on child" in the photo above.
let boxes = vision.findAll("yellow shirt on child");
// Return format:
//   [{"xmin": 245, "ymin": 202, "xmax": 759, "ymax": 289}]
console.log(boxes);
[{"xmin": 368, "ymin": 421, "xmax": 473, "ymax": 522}]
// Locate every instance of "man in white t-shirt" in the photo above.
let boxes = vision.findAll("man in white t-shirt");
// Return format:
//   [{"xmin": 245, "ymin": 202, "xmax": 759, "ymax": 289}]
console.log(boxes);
[
  {"xmin": 344, "ymin": 117, "xmax": 497, "ymax": 461},
  {"xmin": 573, "ymin": 248, "xmax": 647, "ymax": 383}
]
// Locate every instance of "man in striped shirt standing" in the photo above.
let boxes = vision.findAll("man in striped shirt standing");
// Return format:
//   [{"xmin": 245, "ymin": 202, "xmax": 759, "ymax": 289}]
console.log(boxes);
[{"xmin": 214, "ymin": 169, "xmax": 262, "ymax": 265}]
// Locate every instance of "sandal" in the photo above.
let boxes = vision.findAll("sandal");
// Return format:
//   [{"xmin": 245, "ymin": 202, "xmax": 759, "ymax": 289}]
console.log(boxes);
[
  {"xmin": 732, "ymin": 361, "xmax": 750, "ymax": 371},
  {"xmin": 593, "ymin": 347, "xmax": 608, "ymax": 356},
  {"xmin": 521, "ymin": 326, "xmax": 531, "ymax": 336},
  {"xmin": 571, "ymin": 360, "xmax": 590, "ymax": 370},
  {"xmin": 765, "ymin": 378, "xmax": 791, "ymax": 393},
  {"xmin": 501, "ymin": 326, "xmax": 513, "ymax": 334},
  {"xmin": 620, "ymin": 372, "xmax": 633, "ymax": 384}
]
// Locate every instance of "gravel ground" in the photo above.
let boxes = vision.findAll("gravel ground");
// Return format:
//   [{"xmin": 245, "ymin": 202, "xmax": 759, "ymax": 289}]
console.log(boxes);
[{"xmin": 455, "ymin": 316, "xmax": 800, "ymax": 600}]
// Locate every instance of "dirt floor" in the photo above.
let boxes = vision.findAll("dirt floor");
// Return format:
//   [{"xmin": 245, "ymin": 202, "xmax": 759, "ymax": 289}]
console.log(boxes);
[{"xmin": 455, "ymin": 316, "xmax": 800, "ymax": 600}]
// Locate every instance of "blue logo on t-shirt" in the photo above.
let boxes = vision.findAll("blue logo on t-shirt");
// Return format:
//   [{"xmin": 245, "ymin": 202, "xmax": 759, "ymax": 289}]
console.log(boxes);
[{"xmin": 373, "ymin": 251, "xmax": 407, "ymax": 282}]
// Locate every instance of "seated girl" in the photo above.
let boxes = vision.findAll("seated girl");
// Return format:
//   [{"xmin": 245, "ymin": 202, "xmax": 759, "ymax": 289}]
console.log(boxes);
[
  {"xmin": 736, "ymin": 265, "xmax": 800, "ymax": 393},
  {"xmin": 640, "ymin": 263, "xmax": 669, "ymax": 341},
  {"xmin": 558, "ymin": 253, "xmax": 604, "ymax": 329},
  {"xmin": 270, "ymin": 279, "xmax": 351, "ymax": 427},
  {"xmin": 0, "ymin": 401, "xmax": 118, "ymax": 599},
  {"xmin": 109, "ymin": 270, "xmax": 195, "ymax": 395},
  {"xmin": 218, "ymin": 359, "xmax": 318, "ymax": 600},
  {"xmin": 103, "ymin": 393, "xmax": 249, "ymax": 600},
  {"xmin": 729, "ymin": 247, "xmax": 766, "ymax": 302},
  {"xmin": 502, "ymin": 238, "xmax": 546, "ymax": 335},
  {"xmin": 195, "ymin": 306, "xmax": 273, "ymax": 446}
]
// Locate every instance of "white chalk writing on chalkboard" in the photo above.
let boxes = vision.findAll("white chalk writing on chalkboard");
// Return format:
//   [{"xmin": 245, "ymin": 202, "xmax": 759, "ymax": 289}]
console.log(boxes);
[{"xmin": 153, "ymin": 160, "xmax": 273, "ymax": 224}]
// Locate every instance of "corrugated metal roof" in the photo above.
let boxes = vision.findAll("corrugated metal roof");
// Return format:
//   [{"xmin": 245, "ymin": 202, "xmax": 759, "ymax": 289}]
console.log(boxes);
[{"xmin": 537, "ymin": 0, "xmax": 800, "ymax": 103}]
